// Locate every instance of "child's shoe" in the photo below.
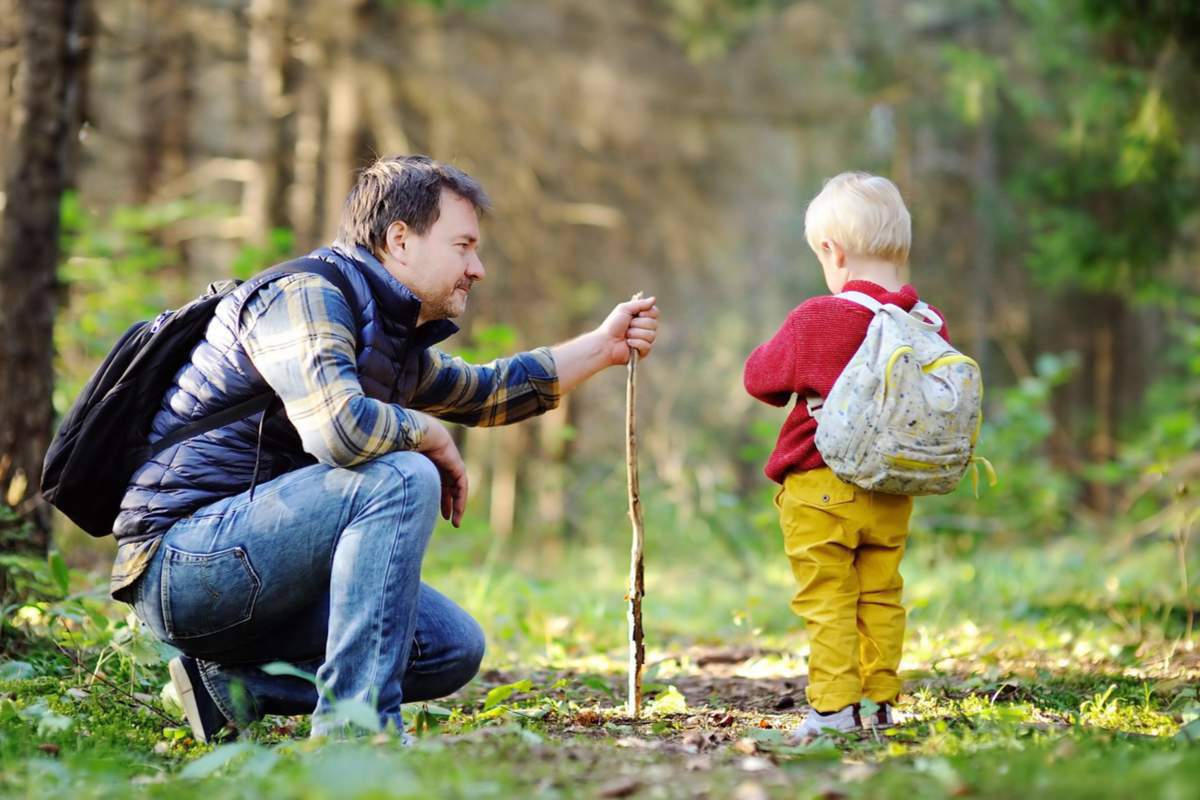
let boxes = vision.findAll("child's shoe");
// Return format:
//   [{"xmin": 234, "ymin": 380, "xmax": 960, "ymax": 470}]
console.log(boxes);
[
  {"xmin": 790, "ymin": 704, "xmax": 862, "ymax": 741},
  {"xmin": 865, "ymin": 702, "xmax": 902, "ymax": 731}
]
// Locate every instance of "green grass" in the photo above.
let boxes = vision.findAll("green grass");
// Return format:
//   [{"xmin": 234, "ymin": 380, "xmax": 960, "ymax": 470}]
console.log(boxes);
[{"xmin": 2, "ymin": 527, "xmax": 1198, "ymax": 798}]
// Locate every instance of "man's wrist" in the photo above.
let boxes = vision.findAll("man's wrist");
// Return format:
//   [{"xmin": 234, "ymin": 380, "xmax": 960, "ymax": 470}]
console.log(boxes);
[{"xmin": 406, "ymin": 409, "xmax": 432, "ymax": 451}]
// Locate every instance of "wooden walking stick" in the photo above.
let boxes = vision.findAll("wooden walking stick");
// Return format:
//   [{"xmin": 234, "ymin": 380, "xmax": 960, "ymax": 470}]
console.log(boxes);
[{"xmin": 625, "ymin": 292, "xmax": 646, "ymax": 717}]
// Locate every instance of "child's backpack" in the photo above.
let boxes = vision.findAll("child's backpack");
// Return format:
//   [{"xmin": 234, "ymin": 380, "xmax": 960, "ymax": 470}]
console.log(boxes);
[
  {"xmin": 40, "ymin": 257, "xmax": 359, "ymax": 538},
  {"xmin": 807, "ymin": 291, "xmax": 987, "ymax": 496}
]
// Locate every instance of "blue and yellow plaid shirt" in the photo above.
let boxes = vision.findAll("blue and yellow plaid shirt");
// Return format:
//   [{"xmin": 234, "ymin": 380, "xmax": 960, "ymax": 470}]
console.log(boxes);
[{"xmin": 111, "ymin": 273, "xmax": 560, "ymax": 595}]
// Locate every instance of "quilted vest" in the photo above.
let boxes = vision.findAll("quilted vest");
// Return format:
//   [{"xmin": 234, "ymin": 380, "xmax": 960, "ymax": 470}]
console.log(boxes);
[{"xmin": 112, "ymin": 245, "xmax": 457, "ymax": 544}]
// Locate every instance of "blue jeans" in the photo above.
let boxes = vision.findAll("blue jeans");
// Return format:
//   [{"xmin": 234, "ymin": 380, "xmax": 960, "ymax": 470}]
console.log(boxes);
[{"xmin": 130, "ymin": 451, "xmax": 485, "ymax": 735}]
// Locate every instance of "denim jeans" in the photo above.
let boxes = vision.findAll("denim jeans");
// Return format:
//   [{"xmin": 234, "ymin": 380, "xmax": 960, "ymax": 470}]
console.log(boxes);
[{"xmin": 129, "ymin": 451, "xmax": 485, "ymax": 736}]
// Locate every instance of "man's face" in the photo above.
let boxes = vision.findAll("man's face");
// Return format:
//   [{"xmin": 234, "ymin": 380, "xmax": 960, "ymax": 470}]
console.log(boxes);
[{"xmin": 384, "ymin": 188, "xmax": 485, "ymax": 324}]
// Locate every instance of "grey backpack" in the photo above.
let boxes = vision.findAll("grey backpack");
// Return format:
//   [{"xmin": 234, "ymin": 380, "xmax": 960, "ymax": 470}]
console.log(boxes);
[{"xmin": 808, "ymin": 291, "xmax": 988, "ymax": 495}]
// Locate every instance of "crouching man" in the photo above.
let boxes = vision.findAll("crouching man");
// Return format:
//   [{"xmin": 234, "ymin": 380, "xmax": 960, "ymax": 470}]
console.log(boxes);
[{"xmin": 111, "ymin": 155, "xmax": 658, "ymax": 740}]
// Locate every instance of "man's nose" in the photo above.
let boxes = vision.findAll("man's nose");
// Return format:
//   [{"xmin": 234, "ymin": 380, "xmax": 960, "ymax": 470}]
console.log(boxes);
[{"xmin": 468, "ymin": 253, "xmax": 486, "ymax": 281}]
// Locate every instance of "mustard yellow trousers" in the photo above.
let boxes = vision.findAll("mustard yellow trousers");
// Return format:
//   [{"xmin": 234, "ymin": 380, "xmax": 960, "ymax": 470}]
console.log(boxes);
[{"xmin": 777, "ymin": 467, "xmax": 913, "ymax": 713}]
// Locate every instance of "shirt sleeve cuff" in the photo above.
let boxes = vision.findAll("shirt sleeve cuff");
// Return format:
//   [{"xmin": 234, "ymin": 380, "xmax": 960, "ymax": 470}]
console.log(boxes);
[{"xmin": 529, "ymin": 346, "xmax": 562, "ymax": 412}]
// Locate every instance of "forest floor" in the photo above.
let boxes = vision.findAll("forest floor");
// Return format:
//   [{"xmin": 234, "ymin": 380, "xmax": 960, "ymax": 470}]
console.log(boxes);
[{"xmin": 3, "ymin": 532, "xmax": 1199, "ymax": 798}]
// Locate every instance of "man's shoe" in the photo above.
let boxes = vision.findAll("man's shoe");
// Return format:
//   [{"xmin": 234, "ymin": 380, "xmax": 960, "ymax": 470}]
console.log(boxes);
[
  {"xmin": 169, "ymin": 656, "xmax": 232, "ymax": 743},
  {"xmin": 790, "ymin": 703, "xmax": 863, "ymax": 741}
]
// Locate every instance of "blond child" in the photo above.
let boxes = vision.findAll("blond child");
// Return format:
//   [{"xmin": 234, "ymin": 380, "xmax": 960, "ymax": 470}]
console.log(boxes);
[{"xmin": 743, "ymin": 172, "xmax": 951, "ymax": 738}]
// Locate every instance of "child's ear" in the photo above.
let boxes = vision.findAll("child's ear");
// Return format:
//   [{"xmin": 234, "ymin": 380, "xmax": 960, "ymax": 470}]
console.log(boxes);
[{"xmin": 823, "ymin": 239, "xmax": 847, "ymax": 269}]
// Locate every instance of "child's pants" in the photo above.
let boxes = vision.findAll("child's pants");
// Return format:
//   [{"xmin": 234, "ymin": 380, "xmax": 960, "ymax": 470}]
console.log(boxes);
[{"xmin": 776, "ymin": 467, "xmax": 913, "ymax": 713}]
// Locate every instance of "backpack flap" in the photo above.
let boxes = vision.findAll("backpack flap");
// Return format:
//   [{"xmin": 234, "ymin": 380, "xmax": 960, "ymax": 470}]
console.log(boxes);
[{"xmin": 813, "ymin": 295, "xmax": 984, "ymax": 496}]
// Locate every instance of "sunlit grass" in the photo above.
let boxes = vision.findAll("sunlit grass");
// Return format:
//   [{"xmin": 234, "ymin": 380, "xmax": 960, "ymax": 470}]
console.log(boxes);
[{"xmin": 3, "ymin": 525, "xmax": 1197, "ymax": 798}]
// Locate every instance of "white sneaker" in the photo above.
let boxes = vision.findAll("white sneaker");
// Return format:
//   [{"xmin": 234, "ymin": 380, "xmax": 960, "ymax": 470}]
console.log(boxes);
[{"xmin": 790, "ymin": 704, "xmax": 862, "ymax": 741}]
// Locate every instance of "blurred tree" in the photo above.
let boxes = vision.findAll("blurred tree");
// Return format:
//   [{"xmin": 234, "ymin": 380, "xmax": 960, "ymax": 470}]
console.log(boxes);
[{"xmin": 0, "ymin": 0, "xmax": 92, "ymax": 553}]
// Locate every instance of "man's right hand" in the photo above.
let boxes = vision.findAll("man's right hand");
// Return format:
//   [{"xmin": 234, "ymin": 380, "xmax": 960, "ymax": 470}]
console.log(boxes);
[{"xmin": 412, "ymin": 412, "xmax": 468, "ymax": 527}]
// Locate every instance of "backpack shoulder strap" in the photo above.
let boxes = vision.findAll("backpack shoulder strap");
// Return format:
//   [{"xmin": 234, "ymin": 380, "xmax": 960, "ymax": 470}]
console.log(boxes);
[
  {"xmin": 806, "ymin": 291, "xmax": 887, "ymax": 420},
  {"xmin": 144, "ymin": 257, "xmax": 364, "ymax": 460},
  {"xmin": 235, "ymin": 256, "xmax": 364, "ymax": 333},
  {"xmin": 909, "ymin": 301, "xmax": 944, "ymax": 330},
  {"xmin": 834, "ymin": 290, "xmax": 884, "ymax": 313}
]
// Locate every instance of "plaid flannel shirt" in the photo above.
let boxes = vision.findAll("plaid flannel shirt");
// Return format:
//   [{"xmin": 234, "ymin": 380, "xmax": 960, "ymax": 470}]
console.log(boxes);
[{"xmin": 111, "ymin": 273, "xmax": 560, "ymax": 595}]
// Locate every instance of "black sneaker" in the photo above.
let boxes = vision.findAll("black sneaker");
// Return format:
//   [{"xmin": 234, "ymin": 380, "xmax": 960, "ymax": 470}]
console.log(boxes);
[{"xmin": 169, "ymin": 656, "xmax": 232, "ymax": 743}]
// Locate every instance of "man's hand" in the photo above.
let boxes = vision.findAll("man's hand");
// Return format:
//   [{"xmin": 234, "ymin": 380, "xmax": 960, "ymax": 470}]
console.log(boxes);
[
  {"xmin": 597, "ymin": 295, "xmax": 659, "ymax": 366},
  {"xmin": 552, "ymin": 295, "xmax": 660, "ymax": 394},
  {"xmin": 412, "ymin": 411, "xmax": 468, "ymax": 527}
]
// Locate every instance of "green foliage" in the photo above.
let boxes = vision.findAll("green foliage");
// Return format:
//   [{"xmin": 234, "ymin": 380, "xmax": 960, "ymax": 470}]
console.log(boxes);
[
  {"xmin": 973, "ymin": 1, "xmax": 1194, "ymax": 300},
  {"xmin": 662, "ymin": 0, "xmax": 791, "ymax": 61},
  {"xmin": 53, "ymin": 193, "xmax": 191, "ymax": 414},
  {"xmin": 229, "ymin": 228, "xmax": 295, "ymax": 281},
  {"xmin": 449, "ymin": 323, "xmax": 519, "ymax": 364},
  {"xmin": 918, "ymin": 352, "xmax": 1080, "ymax": 539}
]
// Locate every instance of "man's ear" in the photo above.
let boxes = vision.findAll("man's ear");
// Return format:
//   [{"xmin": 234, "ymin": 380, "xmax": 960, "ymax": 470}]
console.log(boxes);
[{"xmin": 383, "ymin": 220, "xmax": 410, "ymax": 264}]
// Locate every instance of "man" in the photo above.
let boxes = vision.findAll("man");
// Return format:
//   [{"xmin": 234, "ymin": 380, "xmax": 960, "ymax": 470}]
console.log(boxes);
[{"xmin": 111, "ymin": 155, "xmax": 659, "ymax": 741}]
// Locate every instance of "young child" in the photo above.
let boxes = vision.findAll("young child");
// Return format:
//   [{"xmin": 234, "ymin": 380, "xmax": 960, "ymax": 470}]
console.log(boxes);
[{"xmin": 743, "ymin": 172, "xmax": 951, "ymax": 738}]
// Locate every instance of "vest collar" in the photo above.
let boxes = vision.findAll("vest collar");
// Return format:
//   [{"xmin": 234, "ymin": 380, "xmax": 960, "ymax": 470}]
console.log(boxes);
[{"xmin": 342, "ymin": 244, "xmax": 459, "ymax": 347}]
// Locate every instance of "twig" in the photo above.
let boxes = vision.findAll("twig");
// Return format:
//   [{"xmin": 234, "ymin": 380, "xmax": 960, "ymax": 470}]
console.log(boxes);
[
  {"xmin": 626, "ymin": 291, "xmax": 646, "ymax": 717},
  {"xmin": 51, "ymin": 639, "xmax": 179, "ymax": 727}
]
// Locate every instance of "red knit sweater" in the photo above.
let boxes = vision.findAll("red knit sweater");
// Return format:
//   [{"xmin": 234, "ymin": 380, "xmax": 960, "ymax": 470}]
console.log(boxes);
[{"xmin": 743, "ymin": 280, "xmax": 951, "ymax": 484}]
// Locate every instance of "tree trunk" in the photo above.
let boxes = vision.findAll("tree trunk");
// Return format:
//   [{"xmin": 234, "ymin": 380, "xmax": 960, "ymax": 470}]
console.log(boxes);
[
  {"xmin": 321, "ymin": 1, "xmax": 365, "ymax": 241},
  {"xmin": 0, "ymin": 0, "xmax": 92, "ymax": 552},
  {"xmin": 247, "ymin": 0, "xmax": 292, "ymax": 239},
  {"xmin": 133, "ymin": 0, "xmax": 190, "ymax": 203},
  {"xmin": 290, "ymin": 38, "xmax": 323, "ymax": 250},
  {"xmin": 0, "ymin": 0, "xmax": 21, "ymax": 190}
]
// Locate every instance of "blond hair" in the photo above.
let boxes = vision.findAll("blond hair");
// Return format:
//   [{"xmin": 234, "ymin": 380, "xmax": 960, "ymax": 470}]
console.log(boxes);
[{"xmin": 804, "ymin": 172, "xmax": 911, "ymax": 264}]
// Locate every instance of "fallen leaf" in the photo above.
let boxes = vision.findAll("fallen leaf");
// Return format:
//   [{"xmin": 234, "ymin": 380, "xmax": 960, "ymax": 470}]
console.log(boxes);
[
  {"xmin": 840, "ymin": 763, "xmax": 878, "ymax": 783},
  {"xmin": 598, "ymin": 777, "xmax": 641, "ymax": 798},
  {"xmin": 733, "ymin": 738, "xmax": 758, "ymax": 755},
  {"xmin": 733, "ymin": 781, "xmax": 769, "ymax": 800},
  {"xmin": 738, "ymin": 756, "xmax": 773, "ymax": 772}
]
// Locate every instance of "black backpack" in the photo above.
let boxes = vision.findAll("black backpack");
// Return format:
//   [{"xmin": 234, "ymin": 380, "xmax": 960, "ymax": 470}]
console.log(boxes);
[{"xmin": 41, "ymin": 257, "xmax": 361, "ymax": 537}]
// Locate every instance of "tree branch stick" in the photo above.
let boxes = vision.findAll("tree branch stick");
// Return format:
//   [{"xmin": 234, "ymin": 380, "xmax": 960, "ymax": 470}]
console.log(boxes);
[{"xmin": 626, "ymin": 291, "xmax": 646, "ymax": 717}]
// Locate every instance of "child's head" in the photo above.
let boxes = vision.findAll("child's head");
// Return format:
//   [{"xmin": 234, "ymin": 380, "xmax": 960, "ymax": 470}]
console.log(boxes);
[{"xmin": 804, "ymin": 172, "xmax": 911, "ymax": 292}]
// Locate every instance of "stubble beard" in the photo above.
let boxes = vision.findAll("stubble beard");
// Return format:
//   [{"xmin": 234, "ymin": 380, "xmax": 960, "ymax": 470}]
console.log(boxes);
[{"xmin": 422, "ymin": 285, "xmax": 470, "ymax": 322}]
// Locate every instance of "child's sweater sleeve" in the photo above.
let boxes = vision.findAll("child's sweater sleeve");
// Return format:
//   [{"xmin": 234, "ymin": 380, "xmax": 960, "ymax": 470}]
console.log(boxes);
[{"xmin": 743, "ymin": 311, "xmax": 802, "ymax": 407}]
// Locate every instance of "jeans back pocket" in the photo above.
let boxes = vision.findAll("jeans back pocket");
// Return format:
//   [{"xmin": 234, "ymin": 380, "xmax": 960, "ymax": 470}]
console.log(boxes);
[{"xmin": 161, "ymin": 545, "xmax": 262, "ymax": 640}]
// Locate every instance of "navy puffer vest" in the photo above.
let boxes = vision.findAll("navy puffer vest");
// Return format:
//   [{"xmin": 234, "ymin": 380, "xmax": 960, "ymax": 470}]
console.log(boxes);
[{"xmin": 113, "ymin": 245, "xmax": 457, "ymax": 544}]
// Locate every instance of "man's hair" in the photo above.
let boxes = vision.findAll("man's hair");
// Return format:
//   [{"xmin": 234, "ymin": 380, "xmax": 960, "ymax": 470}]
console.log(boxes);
[
  {"xmin": 804, "ymin": 171, "xmax": 911, "ymax": 265},
  {"xmin": 336, "ymin": 155, "xmax": 491, "ymax": 255}
]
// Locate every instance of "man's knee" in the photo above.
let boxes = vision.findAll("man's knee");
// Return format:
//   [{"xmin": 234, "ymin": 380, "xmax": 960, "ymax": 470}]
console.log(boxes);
[
  {"xmin": 459, "ymin": 615, "xmax": 486, "ymax": 676},
  {"xmin": 442, "ymin": 612, "xmax": 486, "ymax": 690},
  {"xmin": 361, "ymin": 451, "xmax": 441, "ymax": 504}
]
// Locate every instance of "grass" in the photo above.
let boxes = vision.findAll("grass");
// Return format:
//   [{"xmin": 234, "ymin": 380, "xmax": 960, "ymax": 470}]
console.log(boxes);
[{"xmin": 2, "ymin": 525, "xmax": 1198, "ymax": 798}]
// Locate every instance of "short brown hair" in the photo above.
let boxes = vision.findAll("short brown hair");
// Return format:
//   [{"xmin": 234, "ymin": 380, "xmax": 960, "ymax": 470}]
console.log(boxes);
[{"xmin": 335, "ymin": 155, "xmax": 490, "ymax": 255}]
